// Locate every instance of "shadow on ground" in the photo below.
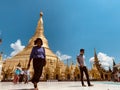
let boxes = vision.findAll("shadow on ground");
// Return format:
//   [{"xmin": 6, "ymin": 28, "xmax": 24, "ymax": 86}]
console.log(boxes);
[
  {"xmin": 9, "ymin": 89, "xmax": 34, "ymax": 90},
  {"xmin": 68, "ymin": 85, "xmax": 82, "ymax": 87}
]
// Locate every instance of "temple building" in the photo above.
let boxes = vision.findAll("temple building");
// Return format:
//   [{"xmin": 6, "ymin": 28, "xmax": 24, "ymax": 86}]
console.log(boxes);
[
  {"xmin": 1, "ymin": 12, "xmax": 81, "ymax": 81},
  {"xmin": 89, "ymin": 49, "xmax": 112, "ymax": 81},
  {"xmin": 1, "ymin": 12, "xmax": 112, "ymax": 81}
]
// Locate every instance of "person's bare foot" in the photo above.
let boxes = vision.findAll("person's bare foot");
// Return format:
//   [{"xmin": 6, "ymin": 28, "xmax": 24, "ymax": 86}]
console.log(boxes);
[
  {"xmin": 82, "ymin": 84, "xmax": 86, "ymax": 87},
  {"xmin": 34, "ymin": 82, "xmax": 37, "ymax": 88},
  {"xmin": 88, "ymin": 84, "xmax": 93, "ymax": 87},
  {"xmin": 34, "ymin": 88, "xmax": 38, "ymax": 90}
]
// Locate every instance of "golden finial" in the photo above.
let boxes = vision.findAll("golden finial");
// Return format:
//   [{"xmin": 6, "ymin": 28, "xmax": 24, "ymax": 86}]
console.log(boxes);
[{"xmin": 40, "ymin": 12, "xmax": 43, "ymax": 17}]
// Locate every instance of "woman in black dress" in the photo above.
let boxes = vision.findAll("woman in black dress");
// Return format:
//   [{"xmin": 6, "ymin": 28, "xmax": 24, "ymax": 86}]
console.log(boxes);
[{"xmin": 27, "ymin": 38, "xmax": 46, "ymax": 90}]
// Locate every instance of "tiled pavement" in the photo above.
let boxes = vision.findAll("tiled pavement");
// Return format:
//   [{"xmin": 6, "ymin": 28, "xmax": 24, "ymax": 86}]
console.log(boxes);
[{"xmin": 0, "ymin": 81, "xmax": 120, "ymax": 90}]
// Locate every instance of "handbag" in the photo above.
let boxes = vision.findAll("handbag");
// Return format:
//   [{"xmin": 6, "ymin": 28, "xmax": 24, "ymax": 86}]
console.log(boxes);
[{"xmin": 43, "ymin": 59, "xmax": 46, "ymax": 66}]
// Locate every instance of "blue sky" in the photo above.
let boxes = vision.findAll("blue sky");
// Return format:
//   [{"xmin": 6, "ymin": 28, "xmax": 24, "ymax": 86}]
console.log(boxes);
[{"xmin": 0, "ymin": 0, "xmax": 120, "ymax": 69}]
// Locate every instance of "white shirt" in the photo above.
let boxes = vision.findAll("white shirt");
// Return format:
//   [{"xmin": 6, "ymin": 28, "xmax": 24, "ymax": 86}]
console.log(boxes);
[{"xmin": 77, "ymin": 54, "xmax": 86, "ymax": 66}]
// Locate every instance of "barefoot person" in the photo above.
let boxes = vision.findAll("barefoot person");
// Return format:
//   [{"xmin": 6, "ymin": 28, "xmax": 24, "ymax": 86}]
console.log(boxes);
[
  {"xmin": 27, "ymin": 38, "xmax": 46, "ymax": 90},
  {"xmin": 13, "ymin": 66, "xmax": 22, "ymax": 84},
  {"xmin": 77, "ymin": 49, "xmax": 93, "ymax": 87}
]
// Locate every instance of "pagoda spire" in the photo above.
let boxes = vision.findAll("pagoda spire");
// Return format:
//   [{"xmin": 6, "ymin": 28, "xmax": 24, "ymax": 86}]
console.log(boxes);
[
  {"xmin": 94, "ymin": 48, "xmax": 102, "ymax": 73},
  {"xmin": 112, "ymin": 59, "xmax": 118, "ymax": 73},
  {"xmin": 34, "ymin": 12, "xmax": 44, "ymax": 37},
  {"xmin": 27, "ymin": 12, "xmax": 49, "ymax": 48},
  {"xmin": 113, "ymin": 59, "xmax": 116, "ymax": 66},
  {"xmin": 94, "ymin": 48, "xmax": 97, "ymax": 61}
]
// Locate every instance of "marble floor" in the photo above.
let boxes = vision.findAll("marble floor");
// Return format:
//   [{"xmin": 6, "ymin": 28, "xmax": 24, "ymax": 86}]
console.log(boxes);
[{"xmin": 0, "ymin": 81, "xmax": 120, "ymax": 90}]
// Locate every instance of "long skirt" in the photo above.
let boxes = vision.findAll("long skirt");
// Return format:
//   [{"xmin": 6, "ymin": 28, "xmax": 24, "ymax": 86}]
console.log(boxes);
[
  {"xmin": 31, "ymin": 58, "xmax": 45, "ymax": 83},
  {"xmin": 13, "ymin": 74, "xmax": 19, "ymax": 84}
]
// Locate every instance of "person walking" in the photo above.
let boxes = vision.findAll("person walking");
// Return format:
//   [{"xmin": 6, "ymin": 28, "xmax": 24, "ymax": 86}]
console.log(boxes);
[
  {"xmin": 117, "ymin": 71, "xmax": 120, "ymax": 82},
  {"xmin": 24, "ymin": 68, "xmax": 28, "ymax": 84},
  {"xmin": 13, "ymin": 66, "xmax": 22, "ymax": 84},
  {"xmin": 27, "ymin": 38, "xmax": 46, "ymax": 90},
  {"xmin": 19, "ymin": 68, "xmax": 24, "ymax": 83},
  {"xmin": 77, "ymin": 49, "xmax": 93, "ymax": 87}
]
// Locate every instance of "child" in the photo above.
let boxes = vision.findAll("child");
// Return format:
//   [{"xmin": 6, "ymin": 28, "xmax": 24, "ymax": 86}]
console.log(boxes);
[{"xmin": 13, "ymin": 67, "xmax": 21, "ymax": 84}]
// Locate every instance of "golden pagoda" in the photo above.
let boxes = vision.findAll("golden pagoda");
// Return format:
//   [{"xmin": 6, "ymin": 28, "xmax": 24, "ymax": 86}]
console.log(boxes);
[
  {"xmin": 90, "ymin": 49, "xmax": 112, "ymax": 80},
  {"xmin": 74, "ymin": 63, "xmax": 80, "ymax": 81},
  {"xmin": 1, "ymin": 12, "xmax": 67, "ymax": 81}
]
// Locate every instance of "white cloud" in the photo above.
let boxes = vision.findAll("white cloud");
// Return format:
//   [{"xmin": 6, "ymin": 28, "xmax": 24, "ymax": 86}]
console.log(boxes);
[
  {"xmin": 89, "ymin": 52, "xmax": 114, "ymax": 70},
  {"xmin": 90, "ymin": 57, "xmax": 94, "ymax": 63},
  {"xmin": 2, "ymin": 54, "xmax": 9, "ymax": 60},
  {"xmin": 56, "ymin": 51, "xmax": 72, "ymax": 61},
  {"xmin": 10, "ymin": 39, "xmax": 25, "ymax": 57}
]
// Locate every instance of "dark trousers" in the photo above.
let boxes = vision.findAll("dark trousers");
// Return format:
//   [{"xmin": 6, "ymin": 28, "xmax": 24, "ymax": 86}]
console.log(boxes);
[
  {"xmin": 19, "ymin": 74, "xmax": 24, "ymax": 82},
  {"xmin": 79, "ymin": 66, "xmax": 91, "ymax": 86},
  {"xmin": 31, "ymin": 58, "xmax": 44, "ymax": 83}
]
